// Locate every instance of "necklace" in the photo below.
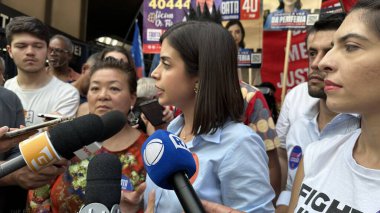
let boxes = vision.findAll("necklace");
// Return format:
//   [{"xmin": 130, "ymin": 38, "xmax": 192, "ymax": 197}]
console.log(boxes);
[{"xmin": 180, "ymin": 128, "xmax": 193, "ymax": 141}]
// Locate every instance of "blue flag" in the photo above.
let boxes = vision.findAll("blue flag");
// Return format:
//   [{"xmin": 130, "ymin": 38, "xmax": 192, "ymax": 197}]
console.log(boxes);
[{"xmin": 131, "ymin": 20, "xmax": 145, "ymax": 77}]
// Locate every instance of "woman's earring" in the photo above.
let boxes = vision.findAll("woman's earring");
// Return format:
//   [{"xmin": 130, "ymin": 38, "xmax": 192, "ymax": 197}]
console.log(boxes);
[
  {"xmin": 194, "ymin": 82, "xmax": 199, "ymax": 94},
  {"xmin": 127, "ymin": 107, "xmax": 139, "ymax": 126}
]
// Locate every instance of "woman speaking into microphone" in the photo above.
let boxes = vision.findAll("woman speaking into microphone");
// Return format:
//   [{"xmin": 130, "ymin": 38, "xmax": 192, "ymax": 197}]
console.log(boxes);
[{"xmin": 123, "ymin": 20, "xmax": 275, "ymax": 213}]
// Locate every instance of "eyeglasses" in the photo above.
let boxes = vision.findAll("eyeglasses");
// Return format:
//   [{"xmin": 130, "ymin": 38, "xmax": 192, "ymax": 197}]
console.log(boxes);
[{"xmin": 48, "ymin": 47, "xmax": 70, "ymax": 54}]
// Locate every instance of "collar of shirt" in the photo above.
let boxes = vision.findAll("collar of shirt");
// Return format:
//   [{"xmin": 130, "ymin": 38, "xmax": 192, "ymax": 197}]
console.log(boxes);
[
  {"xmin": 167, "ymin": 114, "xmax": 222, "ymax": 149},
  {"xmin": 303, "ymin": 100, "xmax": 320, "ymax": 119}
]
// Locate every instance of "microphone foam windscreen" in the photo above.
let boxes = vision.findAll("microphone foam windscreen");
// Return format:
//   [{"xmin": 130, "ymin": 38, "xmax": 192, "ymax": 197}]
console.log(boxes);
[
  {"xmin": 142, "ymin": 130, "xmax": 196, "ymax": 190},
  {"xmin": 85, "ymin": 153, "xmax": 122, "ymax": 210},
  {"xmin": 98, "ymin": 110, "xmax": 127, "ymax": 142},
  {"xmin": 49, "ymin": 114, "xmax": 104, "ymax": 159}
]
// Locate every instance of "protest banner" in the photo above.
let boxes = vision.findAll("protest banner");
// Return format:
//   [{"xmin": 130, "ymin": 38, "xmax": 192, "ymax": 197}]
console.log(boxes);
[
  {"xmin": 261, "ymin": 0, "xmax": 322, "ymax": 104},
  {"xmin": 261, "ymin": 30, "xmax": 309, "ymax": 103}
]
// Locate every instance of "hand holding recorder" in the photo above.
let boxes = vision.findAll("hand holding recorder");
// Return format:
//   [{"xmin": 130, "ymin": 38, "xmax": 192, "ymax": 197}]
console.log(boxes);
[
  {"xmin": 3, "ymin": 116, "xmax": 71, "ymax": 138},
  {"xmin": 0, "ymin": 114, "xmax": 70, "ymax": 153},
  {"xmin": 0, "ymin": 126, "xmax": 37, "ymax": 153}
]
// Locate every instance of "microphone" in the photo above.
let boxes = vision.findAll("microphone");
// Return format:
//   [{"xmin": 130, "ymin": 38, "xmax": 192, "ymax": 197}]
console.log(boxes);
[
  {"xmin": 0, "ymin": 110, "xmax": 126, "ymax": 178},
  {"xmin": 79, "ymin": 153, "xmax": 122, "ymax": 213},
  {"xmin": 142, "ymin": 130, "xmax": 205, "ymax": 213},
  {"xmin": 74, "ymin": 110, "xmax": 128, "ymax": 160},
  {"xmin": 98, "ymin": 110, "xmax": 127, "ymax": 142}
]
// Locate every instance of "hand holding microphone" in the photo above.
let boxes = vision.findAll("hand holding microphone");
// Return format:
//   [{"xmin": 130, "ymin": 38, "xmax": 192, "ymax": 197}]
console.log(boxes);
[
  {"xmin": 141, "ymin": 131, "xmax": 240, "ymax": 213},
  {"xmin": 0, "ymin": 110, "xmax": 127, "ymax": 179},
  {"xmin": 142, "ymin": 194, "xmax": 241, "ymax": 213},
  {"xmin": 120, "ymin": 182, "xmax": 146, "ymax": 213},
  {"xmin": 142, "ymin": 130, "xmax": 205, "ymax": 213},
  {"xmin": 10, "ymin": 159, "xmax": 68, "ymax": 189},
  {"xmin": 200, "ymin": 200, "xmax": 243, "ymax": 213}
]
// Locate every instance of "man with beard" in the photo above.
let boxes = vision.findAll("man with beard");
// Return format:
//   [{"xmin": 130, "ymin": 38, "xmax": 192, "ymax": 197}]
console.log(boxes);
[
  {"xmin": 47, "ymin": 34, "xmax": 80, "ymax": 82},
  {"xmin": 275, "ymin": 12, "xmax": 360, "ymax": 212}
]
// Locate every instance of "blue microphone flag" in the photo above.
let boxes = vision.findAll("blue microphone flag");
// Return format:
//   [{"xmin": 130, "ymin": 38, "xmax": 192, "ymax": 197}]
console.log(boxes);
[{"xmin": 142, "ymin": 130, "xmax": 196, "ymax": 190}]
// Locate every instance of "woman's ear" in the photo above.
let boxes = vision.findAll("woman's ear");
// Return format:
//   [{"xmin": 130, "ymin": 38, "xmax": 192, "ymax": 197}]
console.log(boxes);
[{"xmin": 131, "ymin": 92, "xmax": 137, "ymax": 108}]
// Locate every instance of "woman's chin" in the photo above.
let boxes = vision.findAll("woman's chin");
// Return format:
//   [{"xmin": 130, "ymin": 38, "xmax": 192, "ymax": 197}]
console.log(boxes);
[{"xmin": 94, "ymin": 109, "xmax": 111, "ymax": 116}]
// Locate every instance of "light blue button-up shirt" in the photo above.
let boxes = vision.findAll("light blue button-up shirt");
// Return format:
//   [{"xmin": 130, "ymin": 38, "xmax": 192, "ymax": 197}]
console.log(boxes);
[{"xmin": 144, "ymin": 115, "xmax": 275, "ymax": 212}]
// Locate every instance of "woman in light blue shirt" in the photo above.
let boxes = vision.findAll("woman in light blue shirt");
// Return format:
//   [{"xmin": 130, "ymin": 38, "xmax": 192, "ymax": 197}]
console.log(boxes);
[{"xmin": 140, "ymin": 20, "xmax": 275, "ymax": 212}]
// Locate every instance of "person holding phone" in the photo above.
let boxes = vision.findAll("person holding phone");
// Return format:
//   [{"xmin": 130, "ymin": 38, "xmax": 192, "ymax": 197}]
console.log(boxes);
[{"xmin": 135, "ymin": 77, "xmax": 175, "ymax": 135}]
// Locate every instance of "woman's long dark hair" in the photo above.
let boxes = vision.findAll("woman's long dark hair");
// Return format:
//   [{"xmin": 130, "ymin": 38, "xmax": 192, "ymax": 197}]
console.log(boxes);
[{"xmin": 160, "ymin": 21, "xmax": 244, "ymax": 134}]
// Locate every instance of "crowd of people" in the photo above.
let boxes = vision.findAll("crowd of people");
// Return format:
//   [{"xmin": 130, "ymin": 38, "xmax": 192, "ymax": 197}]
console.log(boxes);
[{"xmin": 0, "ymin": 0, "xmax": 379, "ymax": 212}]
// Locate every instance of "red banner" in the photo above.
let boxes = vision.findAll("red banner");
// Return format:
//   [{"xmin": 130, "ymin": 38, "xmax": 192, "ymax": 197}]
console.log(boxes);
[
  {"xmin": 340, "ymin": 0, "xmax": 357, "ymax": 12},
  {"xmin": 261, "ymin": 30, "xmax": 309, "ymax": 103},
  {"xmin": 322, "ymin": 0, "xmax": 341, "ymax": 9}
]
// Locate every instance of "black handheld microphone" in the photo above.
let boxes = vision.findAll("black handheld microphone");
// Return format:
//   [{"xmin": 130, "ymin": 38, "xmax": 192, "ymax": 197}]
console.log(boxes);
[
  {"xmin": 79, "ymin": 153, "xmax": 122, "ymax": 213},
  {"xmin": 142, "ymin": 130, "xmax": 205, "ymax": 213},
  {"xmin": 0, "ymin": 110, "xmax": 126, "ymax": 178},
  {"xmin": 98, "ymin": 110, "xmax": 127, "ymax": 142}
]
